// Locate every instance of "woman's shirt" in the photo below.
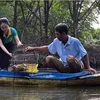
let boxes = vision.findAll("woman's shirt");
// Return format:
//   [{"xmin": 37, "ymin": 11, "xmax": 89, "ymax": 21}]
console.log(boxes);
[{"xmin": 2, "ymin": 27, "xmax": 18, "ymax": 44}]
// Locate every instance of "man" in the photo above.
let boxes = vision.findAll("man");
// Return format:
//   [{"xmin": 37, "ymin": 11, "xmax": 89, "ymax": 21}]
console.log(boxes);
[{"xmin": 25, "ymin": 23, "xmax": 97, "ymax": 74}]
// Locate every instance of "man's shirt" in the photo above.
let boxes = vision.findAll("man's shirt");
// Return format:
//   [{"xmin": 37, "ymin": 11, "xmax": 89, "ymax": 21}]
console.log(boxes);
[{"xmin": 48, "ymin": 35, "xmax": 87, "ymax": 66}]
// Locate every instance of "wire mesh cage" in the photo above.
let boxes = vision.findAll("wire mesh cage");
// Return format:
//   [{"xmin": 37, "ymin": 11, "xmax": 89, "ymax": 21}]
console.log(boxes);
[{"xmin": 9, "ymin": 45, "xmax": 39, "ymax": 72}]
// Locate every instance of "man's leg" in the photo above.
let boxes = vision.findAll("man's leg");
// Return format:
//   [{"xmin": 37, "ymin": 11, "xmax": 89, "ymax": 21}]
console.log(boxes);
[
  {"xmin": 66, "ymin": 55, "xmax": 84, "ymax": 73},
  {"xmin": 46, "ymin": 55, "xmax": 70, "ymax": 73}
]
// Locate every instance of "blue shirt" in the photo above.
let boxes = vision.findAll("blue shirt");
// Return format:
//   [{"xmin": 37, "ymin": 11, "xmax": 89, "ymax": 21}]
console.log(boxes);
[{"xmin": 48, "ymin": 35, "xmax": 87, "ymax": 66}]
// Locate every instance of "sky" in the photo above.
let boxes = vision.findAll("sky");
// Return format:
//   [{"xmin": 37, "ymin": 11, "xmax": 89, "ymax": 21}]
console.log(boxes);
[{"xmin": 92, "ymin": 14, "xmax": 100, "ymax": 29}]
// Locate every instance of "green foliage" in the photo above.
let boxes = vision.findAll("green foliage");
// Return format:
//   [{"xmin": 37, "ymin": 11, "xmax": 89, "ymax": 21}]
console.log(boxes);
[
  {"xmin": 97, "ymin": 0, "xmax": 100, "ymax": 10},
  {"xmin": 49, "ymin": 1, "xmax": 71, "ymax": 37},
  {"xmin": 79, "ymin": 28, "xmax": 100, "ymax": 45},
  {"xmin": 0, "ymin": 2, "xmax": 13, "ymax": 20},
  {"xmin": 94, "ymin": 29, "xmax": 100, "ymax": 44},
  {"xmin": 0, "ymin": 0, "xmax": 100, "ymax": 45}
]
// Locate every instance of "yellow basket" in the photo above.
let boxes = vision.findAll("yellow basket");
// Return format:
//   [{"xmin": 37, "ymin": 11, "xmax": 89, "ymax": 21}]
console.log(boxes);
[
  {"xmin": 17, "ymin": 64, "xmax": 38, "ymax": 73},
  {"xmin": 26, "ymin": 64, "xmax": 38, "ymax": 73}
]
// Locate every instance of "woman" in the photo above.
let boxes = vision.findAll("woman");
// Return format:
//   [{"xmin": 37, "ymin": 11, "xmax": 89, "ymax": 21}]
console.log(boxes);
[{"xmin": 0, "ymin": 17, "xmax": 23, "ymax": 69}]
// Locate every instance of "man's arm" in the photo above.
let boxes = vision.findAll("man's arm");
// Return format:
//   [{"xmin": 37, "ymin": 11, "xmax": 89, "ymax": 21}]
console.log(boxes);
[
  {"xmin": 82, "ymin": 54, "xmax": 97, "ymax": 74},
  {"xmin": 25, "ymin": 45, "xmax": 49, "ymax": 52}
]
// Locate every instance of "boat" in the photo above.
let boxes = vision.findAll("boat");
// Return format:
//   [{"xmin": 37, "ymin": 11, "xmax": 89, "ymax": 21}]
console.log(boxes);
[{"xmin": 0, "ymin": 64, "xmax": 100, "ymax": 87}]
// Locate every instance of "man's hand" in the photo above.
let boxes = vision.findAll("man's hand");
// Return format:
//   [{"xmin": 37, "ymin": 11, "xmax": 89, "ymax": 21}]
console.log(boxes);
[
  {"xmin": 25, "ymin": 46, "xmax": 34, "ymax": 52},
  {"xmin": 88, "ymin": 67, "xmax": 97, "ymax": 74}
]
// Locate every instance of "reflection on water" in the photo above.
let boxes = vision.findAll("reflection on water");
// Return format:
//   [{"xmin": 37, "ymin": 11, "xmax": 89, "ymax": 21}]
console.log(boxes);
[{"xmin": 0, "ymin": 86, "xmax": 100, "ymax": 100}]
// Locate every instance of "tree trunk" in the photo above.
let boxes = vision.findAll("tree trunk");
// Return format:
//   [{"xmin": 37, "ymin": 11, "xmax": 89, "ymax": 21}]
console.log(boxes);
[
  {"xmin": 44, "ymin": 0, "xmax": 49, "ymax": 36},
  {"xmin": 13, "ymin": 0, "xmax": 18, "ymax": 28}
]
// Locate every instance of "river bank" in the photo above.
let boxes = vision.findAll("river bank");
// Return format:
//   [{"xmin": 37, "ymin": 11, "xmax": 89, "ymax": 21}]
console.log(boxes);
[{"xmin": 85, "ymin": 45, "xmax": 100, "ymax": 70}]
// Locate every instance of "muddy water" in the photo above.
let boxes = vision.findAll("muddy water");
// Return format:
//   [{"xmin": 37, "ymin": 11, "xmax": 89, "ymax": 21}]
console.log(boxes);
[{"xmin": 0, "ymin": 86, "xmax": 100, "ymax": 100}]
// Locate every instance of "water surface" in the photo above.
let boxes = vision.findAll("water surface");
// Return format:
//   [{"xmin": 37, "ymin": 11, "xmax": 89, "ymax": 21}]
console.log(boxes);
[{"xmin": 0, "ymin": 86, "xmax": 100, "ymax": 100}]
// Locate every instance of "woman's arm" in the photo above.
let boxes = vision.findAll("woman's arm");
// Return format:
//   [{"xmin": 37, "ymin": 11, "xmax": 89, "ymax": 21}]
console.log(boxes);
[
  {"xmin": 14, "ymin": 35, "xmax": 23, "ymax": 47},
  {"xmin": 0, "ymin": 38, "xmax": 12, "ymax": 57}
]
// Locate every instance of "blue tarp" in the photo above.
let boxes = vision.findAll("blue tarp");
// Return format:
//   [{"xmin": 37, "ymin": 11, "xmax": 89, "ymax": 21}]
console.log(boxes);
[{"xmin": 0, "ymin": 70, "xmax": 90, "ymax": 80}]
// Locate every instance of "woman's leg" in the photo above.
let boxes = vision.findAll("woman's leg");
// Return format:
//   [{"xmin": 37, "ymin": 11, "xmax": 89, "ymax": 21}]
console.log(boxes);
[
  {"xmin": 0, "ymin": 51, "xmax": 11, "ymax": 69},
  {"xmin": 4, "ymin": 41, "xmax": 15, "ymax": 69}
]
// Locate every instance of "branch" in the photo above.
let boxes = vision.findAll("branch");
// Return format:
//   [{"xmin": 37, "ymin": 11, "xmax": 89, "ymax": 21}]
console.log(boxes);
[
  {"xmin": 80, "ymin": 0, "xmax": 98, "ymax": 21},
  {"xmin": 67, "ymin": 0, "xmax": 73, "ymax": 20}
]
